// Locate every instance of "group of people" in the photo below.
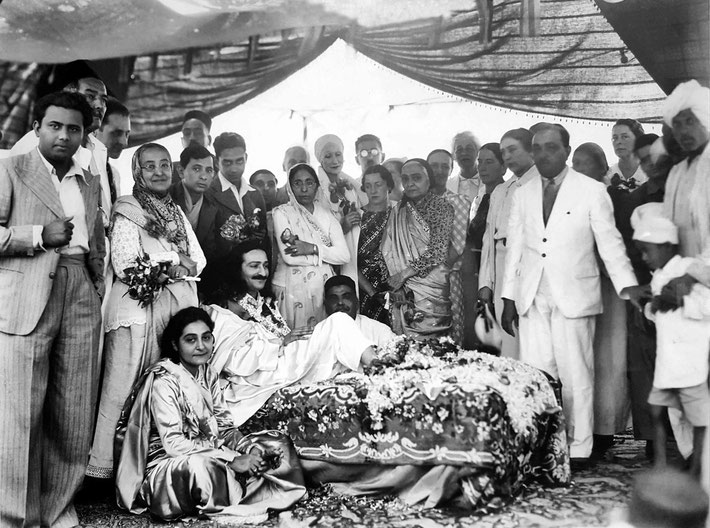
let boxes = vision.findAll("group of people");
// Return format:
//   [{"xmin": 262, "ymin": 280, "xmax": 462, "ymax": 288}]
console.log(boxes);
[{"xmin": 0, "ymin": 57, "xmax": 709, "ymax": 525}]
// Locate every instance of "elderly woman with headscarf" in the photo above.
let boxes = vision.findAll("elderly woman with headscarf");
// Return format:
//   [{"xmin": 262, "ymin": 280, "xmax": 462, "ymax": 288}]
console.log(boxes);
[
  {"xmin": 313, "ymin": 134, "xmax": 362, "ymax": 287},
  {"xmin": 381, "ymin": 158, "xmax": 455, "ymax": 337},
  {"xmin": 272, "ymin": 163, "xmax": 350, "ymax": 329},
  {"xmin": 86, "ymin": 143, "xmax": 205, "ymax": 482}
]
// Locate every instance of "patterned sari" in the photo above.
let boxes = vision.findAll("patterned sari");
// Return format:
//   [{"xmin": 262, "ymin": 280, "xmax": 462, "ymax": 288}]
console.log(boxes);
[
  {"xmin": 115, "ymin": 359, "xmax": 306, "ymax": 521},
  {"xmin": 357, "ymin": 205, "xmax": 391, "ymax": 324},
  {"xmin": 381, "ymin": 193, "xmax": 454, "ymax": 337}
]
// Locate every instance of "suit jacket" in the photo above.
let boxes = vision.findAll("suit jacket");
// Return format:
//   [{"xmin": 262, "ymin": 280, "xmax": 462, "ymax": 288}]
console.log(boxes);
[
  {"xmin": 205, "ymin": 177, "xmax": 268, "ymax": 258},
  {"xmin": 0, "ymin": 149, "xmax": 105, "ymax": 335},
  {"xmin": 170, "ymin": 182, "xmax": 218, "ymax": 261},
  {"xmin": 501, "ymin": 167, "xmax": 636, "ymax": 318}
]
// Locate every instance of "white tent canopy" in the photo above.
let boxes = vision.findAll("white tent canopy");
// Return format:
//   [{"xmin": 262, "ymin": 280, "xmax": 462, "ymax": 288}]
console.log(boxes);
[{"xmin": 115, "ymin": 39, "xmax": 661, "ymax": 191}]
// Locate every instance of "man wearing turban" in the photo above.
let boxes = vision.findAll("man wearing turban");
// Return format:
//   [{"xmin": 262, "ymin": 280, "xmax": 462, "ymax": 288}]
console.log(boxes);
[{"xmin": 658, "ymin": 79, "xmax": 710, "ymax": 487}]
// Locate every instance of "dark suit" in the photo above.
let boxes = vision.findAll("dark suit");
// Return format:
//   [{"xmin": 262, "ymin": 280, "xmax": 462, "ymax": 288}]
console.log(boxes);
[
  {"xmin": 202, "ymin": 178, "xmax": 268, "ymax": 301},
  {"xmin": 206, "ymin": 177, "xmax": 268, "ymax": 258},
  {"xmin": 0, "ymin": 149, "xmax": 104, "ymax": 526},
  {"xmin": 170, "ymin": 182, "xmax": 219, "ymax": 263}
]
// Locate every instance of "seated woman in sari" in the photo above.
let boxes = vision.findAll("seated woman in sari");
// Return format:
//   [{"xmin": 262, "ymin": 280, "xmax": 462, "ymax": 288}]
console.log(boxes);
[
  {"xmin": 114, "ymin": 307, "xmax": 307, "ymax": 521},
  {"xmin": 381, "ymin": 158, "xmax": 455, "ymax": 337},
  {"xmin": 272, "ymin": 163, "xmax": 350, "ymax": 328},
  {"xmin": 205, "ymin": 241, "xmax": 391, "ymax": 424},
  {"xmin": 88, "ymin": 142, "xmax": 205, "ymax": 480},
  {"xmin": 357, "ymin": 164, "xmax": 395, "ymax": 324}
]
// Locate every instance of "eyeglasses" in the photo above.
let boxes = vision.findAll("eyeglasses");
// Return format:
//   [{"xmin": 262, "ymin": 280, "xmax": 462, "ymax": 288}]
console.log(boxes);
[
  {"xmin": 141, "ymin": 162, "xmax": 172, "ymax": 173},
  {"xmin": 359, "ymin": 148, "xmax": 380, "ymax": 158},
  {"xmin": 292, "ymin": 180, "xmax": 317, "ymax": 189}
]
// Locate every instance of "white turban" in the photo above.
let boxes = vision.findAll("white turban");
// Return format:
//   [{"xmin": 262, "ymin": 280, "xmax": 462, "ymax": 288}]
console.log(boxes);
[
  {"xmin": 314, "ymin": 134, "xmax": 344, "ymax": 164},
  {"xmin": 662, "ymin": 79, "xmax": 710, "ymax": 131},
  {"xmin": 631, "ymin": 202, "xmax": 678, "ymax": 245}
]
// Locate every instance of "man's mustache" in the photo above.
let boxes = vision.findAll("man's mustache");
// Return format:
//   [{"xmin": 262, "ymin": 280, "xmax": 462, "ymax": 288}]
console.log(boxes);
[{"xmin": 252, "ymin": 275, "xmax": 268, "ymax": 281}]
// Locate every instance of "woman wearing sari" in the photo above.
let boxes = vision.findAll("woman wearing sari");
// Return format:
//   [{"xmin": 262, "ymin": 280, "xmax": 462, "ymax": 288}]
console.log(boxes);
[
  {"xmin": 313, "ymin": 134, "xmax": 362, "ymax": 287},
  {"xmin": 382, "ymin": 158, "xmax": 455, "ymax": 337},
  {"xmin": 272, "ymin": 163, "xmax": 350, "ymax": 328},
  {"xmin": 115, "ymin": 307, "xmax": 306, "ymax": 521},
  {"xmin": 357, "ymin": 164, "xmax": 394, "ymax": 324},
  {"xmin": 87, "ymin": 143, "xmax": 205, "ymax": 481}
]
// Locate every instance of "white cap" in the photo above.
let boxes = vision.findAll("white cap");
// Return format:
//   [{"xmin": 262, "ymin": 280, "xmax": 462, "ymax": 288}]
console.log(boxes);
[{"xmin": 631, "ymin": 203, "xmax": 678, "ymax": 244}]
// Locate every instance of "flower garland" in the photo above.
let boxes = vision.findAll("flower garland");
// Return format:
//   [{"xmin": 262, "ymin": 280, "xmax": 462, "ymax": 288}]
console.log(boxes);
[
  {"xmin": 339, "ymin": 336, "xmax": 556, "ymax": 434},
  {"xmin": 236, "ymin": 294, "xmax": 291, "ymax": 338}
]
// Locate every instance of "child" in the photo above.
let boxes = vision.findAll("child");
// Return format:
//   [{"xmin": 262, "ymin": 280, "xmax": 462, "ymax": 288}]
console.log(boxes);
[{"xmin": 632, "ymin": 203, "xmax": 710, "ymax": 478}]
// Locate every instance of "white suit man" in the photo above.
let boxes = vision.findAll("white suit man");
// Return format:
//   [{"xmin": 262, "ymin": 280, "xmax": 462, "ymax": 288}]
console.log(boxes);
[{"xmin": 501, "ymin": 124, "xmax": 638, "ymax": 461}]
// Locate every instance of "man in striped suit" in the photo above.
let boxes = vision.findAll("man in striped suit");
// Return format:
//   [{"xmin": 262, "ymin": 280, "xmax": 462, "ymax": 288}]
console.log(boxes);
[{"xmin": 0, "ymin": 92, "xmax": 105, "ymax": 527}]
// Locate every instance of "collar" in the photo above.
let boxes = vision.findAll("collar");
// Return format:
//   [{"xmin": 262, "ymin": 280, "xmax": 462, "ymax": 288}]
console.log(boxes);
[
  {"xmin": 36, "ymin": 147, "xmax": 85, "ymax": 182},
  {"xmin": 517, "ymin": 164, "xmax": 536, "ymax": 179},
  {"xmin": 542, "ymin": 166, "xmax": 568, "ymax": 186},
  {"xmin": 218, "ymin": 173, "xmax": 252, "ymax": 198},
  {"xmin": 457, "ymin": 171, "xmax": 480, "ymax": 182}
]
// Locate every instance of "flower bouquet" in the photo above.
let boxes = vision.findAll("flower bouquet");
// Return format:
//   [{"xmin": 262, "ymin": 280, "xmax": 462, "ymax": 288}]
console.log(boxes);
[
  {"xmin": 328, "ymin": 178, "xmax": 355, "ymax": 215},
  {"xmin": 220, "ymin": 208, "xmax": 263, "ymax": 242},
  {"xmin": 120, "ymin": 253, "xmax": 171, "ymax": 308}
]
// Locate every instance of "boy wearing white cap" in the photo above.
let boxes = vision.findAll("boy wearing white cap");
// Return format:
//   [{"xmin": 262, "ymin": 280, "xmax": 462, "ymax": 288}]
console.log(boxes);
[{"xmin": 632, "ymin": 203, "xmax": 710, "ymax": 478}]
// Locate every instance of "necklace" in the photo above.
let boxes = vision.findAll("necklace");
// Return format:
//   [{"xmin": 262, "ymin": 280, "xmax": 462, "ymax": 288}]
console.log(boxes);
[{"xmin": 236, "ymin": 294, "xmax": 291, "ymax": 338}]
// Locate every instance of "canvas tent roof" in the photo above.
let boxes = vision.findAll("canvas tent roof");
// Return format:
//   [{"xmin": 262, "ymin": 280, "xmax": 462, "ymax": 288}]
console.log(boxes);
[{"xmin": 0, "ymin": 0, "xmax": 706, "ymax": 147}]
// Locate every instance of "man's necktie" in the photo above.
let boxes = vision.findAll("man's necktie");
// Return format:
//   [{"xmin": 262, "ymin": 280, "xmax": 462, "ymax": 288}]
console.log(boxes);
[{"xmin": 542, "ymin": 178, "xmax": 557, "ymax": 226}]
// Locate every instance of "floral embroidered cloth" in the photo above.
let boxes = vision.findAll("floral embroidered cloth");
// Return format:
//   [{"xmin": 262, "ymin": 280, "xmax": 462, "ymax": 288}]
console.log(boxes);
[{"xmin": 242, "ymin": 336, "xmax": 570, "ymax": 509}]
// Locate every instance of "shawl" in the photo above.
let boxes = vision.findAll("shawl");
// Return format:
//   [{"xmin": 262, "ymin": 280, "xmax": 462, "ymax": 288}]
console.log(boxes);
[
  {"xmin": 284, "ymin": 168, "xmax": 333, "ymax": 247},
  {"xmin": 131, "ymin": 148, "xmax": 190, "ymax": 254}
]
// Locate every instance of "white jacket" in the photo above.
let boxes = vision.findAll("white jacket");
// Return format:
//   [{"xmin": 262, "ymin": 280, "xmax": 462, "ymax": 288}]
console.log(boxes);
[{"xmin": 501, "ymin": 167, "xmax": 637, "ymax": 318}]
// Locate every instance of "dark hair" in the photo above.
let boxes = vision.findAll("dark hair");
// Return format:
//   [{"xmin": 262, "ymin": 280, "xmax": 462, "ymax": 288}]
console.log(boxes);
[
  {"xmin": 249, "ymin": 169, "xmax": 276, "ymax": 186},
  {"xmin": 501, "ymin": 128, "xmax": 533, "ymax": 152},
  {"xmin": 479, "ymin": 142, "xmax": 504, "ymax": 165},
  {"xmin": 361, "ymin": 164, "xmax": 394, "ymax": 191},
  {"xmin": 160, "ymin": 307, "xmax": 215, "ymax": 363},
  {"xmin": 355, "ymin": 134, "xmax": 382, "ymax": 151},
  {"xmin": 207, "ymin": 240, "xmax": 272, "ymax": 304},
  {"xmin": 574, "ymin": 142, "xmax": 609, "ymax": 173},
  {"xmin": 634, "ymin": 133, "xmax": 660, "ymax": 153},
  {"xmin": 402, "ymin": 158, "xmax": 435, "ymax": 182},
  {"xmin": 54, "ymin": 60, "xmax": 102, "ymax": 91},
  {"xmin": 426, "ymin": 149, "xmax": 453, "ymax": 162},
  {"xmin": 182, "ymin": 110, "xmax": 212, "ymax": 131},
  {"xmin": 614, "ymin": 118, "xmax": 645, "ymax": 139},
  {"xmin": 179, "ymin": 142, "xmax": 214, "ymax": 169},
  {"xmin": 288, "ymin": 163, "xmax": 320, "ymax": 188},
  {"xmin": 532, "ymin": 123, "xmax": 570, "ymax": 149},
  {"xmin": 102, "ymin": 97, "xmax": 129, "ymax": 124},
  {"xmin": 33, "ymin": 91, "xmax": 93, "ymax": 130},
  {"xmin": 214, "ymin": 132, "xmax": 246, "ymax": 159},
  {"xmin": 324, "ymin": 275, "xmax": 356, "ymax": 296}
]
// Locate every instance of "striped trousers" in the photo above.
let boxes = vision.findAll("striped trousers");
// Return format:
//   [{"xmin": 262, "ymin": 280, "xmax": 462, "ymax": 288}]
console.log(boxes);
[{"xmin": 0, "ymin": 257, "xmax": 101, "ymax": 527}]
